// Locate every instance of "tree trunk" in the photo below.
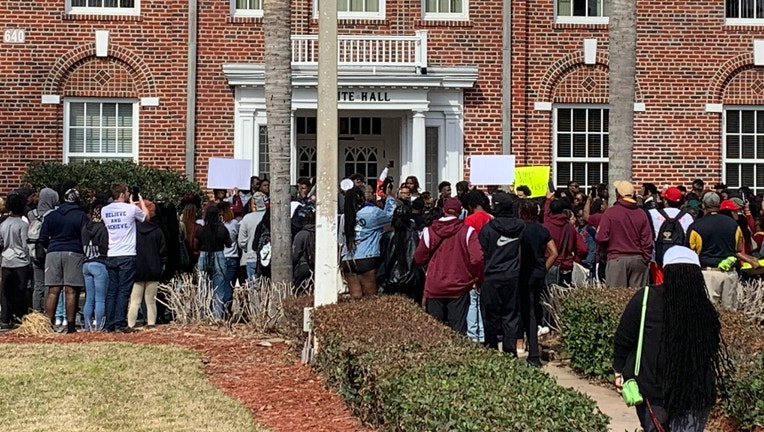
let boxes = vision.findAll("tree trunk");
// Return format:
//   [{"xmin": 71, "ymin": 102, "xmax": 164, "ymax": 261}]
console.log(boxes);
[
  {"xmin": 608, "ymin": 0, "xmax": 637, "ymax": 203},
  {"xmin": 264, "ymin": 0, "xmax": 293, "ymax": 285}
]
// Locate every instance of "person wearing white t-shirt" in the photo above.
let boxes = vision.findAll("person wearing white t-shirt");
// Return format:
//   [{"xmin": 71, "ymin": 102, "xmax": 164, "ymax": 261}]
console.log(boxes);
[
  {"xmin": 101, "ymin": 183, "xmax": 148, "ymax": 333},
  {"xmin": 648, "ymin": 187, "xmax": 694, "ymax": 284}
]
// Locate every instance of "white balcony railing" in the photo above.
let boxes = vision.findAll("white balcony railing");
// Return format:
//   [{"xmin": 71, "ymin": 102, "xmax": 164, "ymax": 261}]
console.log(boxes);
[{"xmin": 291, "ymin": 30, "xmax": 428, "ymax": 71}]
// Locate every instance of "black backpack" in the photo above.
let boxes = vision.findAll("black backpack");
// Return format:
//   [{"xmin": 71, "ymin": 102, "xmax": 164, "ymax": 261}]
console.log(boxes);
[{"xmin": 654, "ymin": 208, "xmax": 687, "ymax": 266}]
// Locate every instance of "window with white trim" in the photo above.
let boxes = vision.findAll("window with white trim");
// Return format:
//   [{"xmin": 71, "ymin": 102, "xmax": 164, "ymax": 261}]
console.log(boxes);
[
  {"xmin": 315, "ymin": 0, "xmax": 385, "ymax": 19},
  {"xmin": 726, "ymin": 0, "xmax": 764, "ymax": 24},
  {"xmin": 258, "ymin": 125, "xmax": 270, "ymax": 178},
  {"xmin": 423, "ymin": 0, "xmax": 468, "ymax": 20},
  {"xmin": 723, "ymin": 108, "xmax": 764, "ymax": 193},
  {"xmin": 65, "ymin": 100, "xmax": 138, "ymax": 163},
  {"xmin": 554, "ymin": 106, "xmax": 609, "ymax": 190},
  {"xmin": 556, "ymin": 0, "xmax": 609, "ymax": 24},
  {"xmin": 232, "ymin": 0, "xmax": 263, "ymax": 18},
  {"xmin": 66, "ymin": 0, "xmax": 140, "ymax": 16}
]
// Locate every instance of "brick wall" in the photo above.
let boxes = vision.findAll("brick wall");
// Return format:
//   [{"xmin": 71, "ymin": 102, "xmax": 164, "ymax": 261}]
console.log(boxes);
[
  {"xmin": 512, "ymin": 0, "xmax": 764, "ymax": 188},
  {"xmin": 0, "ymin": 1, "xmax": 503, "ymax": 192}
]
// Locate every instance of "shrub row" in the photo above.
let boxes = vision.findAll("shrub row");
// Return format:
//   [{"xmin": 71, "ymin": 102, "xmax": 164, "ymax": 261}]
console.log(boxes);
[
  {"xmin": 23, "ymin": 160, "xmax": 207, "ymax": 209},
  {"xmin": 310, "ymin": 295, "xmax": 610, "ymax": 432},
  {"xmin": 558, "ymin": 286, "xmax": 764, "ymax": 430}
]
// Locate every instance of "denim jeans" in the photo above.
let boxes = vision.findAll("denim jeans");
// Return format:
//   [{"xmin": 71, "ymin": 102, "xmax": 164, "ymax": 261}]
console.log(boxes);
[
  {"xmin": 83, "ymin": 261, "xmax": 108, "ymax": 331},
  {"xmin": 55, "ymin": 290, "xmax": 65, "ymax": 320},
  {"xmin": 246, "ymin": 261, "xmax": 258, "ymax": 280},
  {"xmin": 105, "ymin": 256, "xmax": 137, "ymax": 331},
  {"xmin": 197, "ymin": 251, "xmax": 226, "ymax": 319},
  {"xmin": 467, "ymin": 289, "xmax": 484, "ymax": 343},
  {"xmin": 223, "ymin": 257, "xmax": 238, "ymax": 305}
]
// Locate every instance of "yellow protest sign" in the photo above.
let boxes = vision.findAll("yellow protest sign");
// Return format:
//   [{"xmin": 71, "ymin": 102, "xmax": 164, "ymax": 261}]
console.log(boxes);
[{"xmin": 514, "ymin": 166, "xmax": 551, "ymax": 198}]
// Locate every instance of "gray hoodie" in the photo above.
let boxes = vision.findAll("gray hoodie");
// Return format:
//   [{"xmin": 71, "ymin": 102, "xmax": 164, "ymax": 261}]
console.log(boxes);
[{"xmin": 27, "ymin": 187, "xmax": 59, "ymax": 222}]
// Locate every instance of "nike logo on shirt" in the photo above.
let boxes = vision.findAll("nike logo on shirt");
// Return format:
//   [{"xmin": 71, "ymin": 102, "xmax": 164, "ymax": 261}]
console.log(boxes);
[{"xmin": 496, "ymin": 236, "xmax": 518, "ymax": 247}]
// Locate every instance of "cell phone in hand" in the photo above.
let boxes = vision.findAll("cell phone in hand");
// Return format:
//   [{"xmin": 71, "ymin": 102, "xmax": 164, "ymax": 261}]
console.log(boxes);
[
  {"xmin": 131, "ymin": 186, "xmax": 140, "ymax": 202},
  {"xmin": 547, "ymin": 180, "xmax": 556, "ymax": 193}
]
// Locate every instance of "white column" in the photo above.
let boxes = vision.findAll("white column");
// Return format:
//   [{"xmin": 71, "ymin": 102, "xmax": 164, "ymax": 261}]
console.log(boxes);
[
  {"xmin": 290, "ymin": 109, "xmax": 297, "ymax": 184},
  {"xmin": 444, "ymin": 112, "xmax": 463, "ymax": 183},
  {"xmin": 411, "ymin": 110, "xmax": 426, "ymax": 185}
]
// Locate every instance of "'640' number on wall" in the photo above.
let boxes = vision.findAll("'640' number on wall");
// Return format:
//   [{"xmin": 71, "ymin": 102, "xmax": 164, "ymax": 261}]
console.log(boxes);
[{"xmin": 4, "ymin": 29, "xmax": 26, "ymax": 44}]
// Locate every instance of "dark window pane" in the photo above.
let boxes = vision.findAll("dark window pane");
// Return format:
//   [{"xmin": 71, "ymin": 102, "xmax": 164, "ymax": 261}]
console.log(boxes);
[
  {"xmin": 556, "ymin": 163, "xmax": 571, "ymax": 185},
  {"xmin": 727, "ymin": 110, "xmax": 740, "ymax": 133},
  {"xmin": 588, "ymin": 109, "xmax": 601, "ymax": 132},
  {"xmin": 361, "ymin": 117, "xmax": 371, "ymax": 135},
  {"xmin": 758, "ymin": 136, "xmax": 764, "ymax": 159},
  {"xmin": 757, "ymin": 164, "xmax": 764, "ymax": 188},
  {"xmin": 339, "ymin": 118, "xmax": 349, "ymax": 135},
  {"xmin": 588, "ymin": 134, "xmax": 601, "ymax": 158},
  {"xmin": 726, "ymin": 164, "xmax": 740, "ymax": 187},
  {"xmin": 558, "ymin": 134, "xmax": 571, "ymax": 157},
  {"xmin": 558, "ymin": 109, "xmax": 571, "ymax": 132},
  {"xmin": 759, "ymin": 0, "xmax": 764, "ymax": 18},
  {"xmin": 743, "ymin": 0, "xmax": 755, "ymax": 18},
  {"xmin": 743, "ymin": 110, "xmax": 756, "ymax": 133},
  {"xmin": 572, "ymin": 162, "xmax": 587, "ymax": 184},
  {"xmin": 603, "ymin": 109, "xmax": 609, "ymax": 132},
  {"xmin": 573, "ymin": 134, "xmax": 587, "ymax": 158},
  {"xmin": 602, "ymin": 164, "xmax": 609, "ymax": 184},
  {"xmin": 573, "ymin": 0, "xmax": 586, "ymax": 16},
  {"xmin": 587, "ymin": 163, "xmax": 601, "ymax": 186},
  {"xmin": 296, "ymin": 117, "xmax": 306, "ymax": 134},
  {"xmin": 603, "ymin": 134, "xmax": 609, "ymax": 156},
  {"xmin": 727, "ymin": 135, "xmax": 740, "ymax": 159},
  {"xmin": 350, "ymin": 117, "xmax": 360, "ymax": 135},
  {"xmin": 727, "ymin": 0, "xmax": 738, "ymax": 17},
  {"xmin": 345, "ymin": 163, "xmax": 354, "ymax": 177},
  {"xmin": 742, "ymin": 164, "xmax": 755, "ymax": 187},
  {"xmin": 307, "ymin": 116, "xmax": 317, "ymax": 134},
  {"xmin": 372, "ymin": 118, "xmax": 381, "ymax": 134},
  {"xmin": 743, "ymin": 135, "xmax": 756, "ymax": 158},
  {"xmin": 573, "ymin": 109, "xmax": 587, "ymax": 132}
]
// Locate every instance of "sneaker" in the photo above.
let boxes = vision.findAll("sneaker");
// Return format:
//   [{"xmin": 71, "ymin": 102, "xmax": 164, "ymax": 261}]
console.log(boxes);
[
  {"xmin": 62, "ymin": 319, "xmax": 68, "ymax": 327},
  {"xmin": 54, "ymin": 318, "xmax": 63, "ymax": 326},
  {"xmin": 527, "ymin": 358, "xmax": 543, "ymax": 368},
  {"xmin": 537, "ymin": 326, "xmax": 550, "ymax": 337}
]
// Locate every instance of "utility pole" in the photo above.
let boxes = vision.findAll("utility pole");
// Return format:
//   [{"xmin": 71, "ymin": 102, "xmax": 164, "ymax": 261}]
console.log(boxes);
[{"xmin": 314, "ymin": 0, "xmax": 339, "ymax": 307}]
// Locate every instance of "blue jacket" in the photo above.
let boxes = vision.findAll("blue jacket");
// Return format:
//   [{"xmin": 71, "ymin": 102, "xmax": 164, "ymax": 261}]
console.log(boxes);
[
  {"xmin": 342, "ymin": 197, "xmax": 396, "ymax": 261},
  {"xmin": 40, "ymin": 203, "xmax": 88, "ymax": 254}
]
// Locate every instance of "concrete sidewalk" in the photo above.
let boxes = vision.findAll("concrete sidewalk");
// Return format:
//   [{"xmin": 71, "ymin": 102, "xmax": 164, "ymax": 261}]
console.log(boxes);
[{"xmin": 543, "ymin": 363, "xmax": 642, "ymax": 432}]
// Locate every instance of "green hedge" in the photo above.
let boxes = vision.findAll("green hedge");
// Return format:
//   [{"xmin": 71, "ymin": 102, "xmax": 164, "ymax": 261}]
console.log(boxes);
[
  {"xmin": 311, "ymin": 295, "xmax": 609, "ymax": 432},
  {"xmin": 23, "ymin": 160, "xmax": 206, "ymax": 209},
  {"xmin": 558, "ymin": 286, "xmax": 764, "ymax": 430}
]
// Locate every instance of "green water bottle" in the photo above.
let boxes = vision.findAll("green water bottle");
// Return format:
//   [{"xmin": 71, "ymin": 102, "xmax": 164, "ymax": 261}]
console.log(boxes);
[{"xmin": 718, "ymin": 256, "xmax": 737, "ymax": 272}]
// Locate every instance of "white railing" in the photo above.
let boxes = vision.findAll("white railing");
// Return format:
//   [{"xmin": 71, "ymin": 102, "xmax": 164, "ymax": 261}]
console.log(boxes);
[{"xmin": 291, "ymin": 30, "xmax": 428, "ymax": 70}]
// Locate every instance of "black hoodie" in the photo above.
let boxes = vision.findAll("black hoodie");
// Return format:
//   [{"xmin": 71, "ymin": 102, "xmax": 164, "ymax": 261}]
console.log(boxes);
[
  {"xmin": 478, "ymin": 217, "xmax": 525, "ymax": 280},
  {"xmin": 135, "ymin": 221, "xmax": 167, "ymax": 282},
  {"xmin": 82, "ymin": 221, "xmax": 109, "ymax": 265}
]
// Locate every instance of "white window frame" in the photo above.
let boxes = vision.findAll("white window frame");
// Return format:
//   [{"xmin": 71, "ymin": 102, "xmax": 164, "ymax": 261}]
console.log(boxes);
[
  {"xmin": 314, "ymin": 0, "xmax": 386, "ymax": 20},
  {"xmin": 725, "ymin": 0, "xmax": 764, "ymax": 25},
  {"xmin": 63, "ymin": 98, "xmax": 139, "ymax": 163},
  {"xmin": 553, "ymin": 104, "xmax": 609, "ymax": 190},
  {"xmin": 722, "ymin": 106, "xmax": 764, "ymax": 192},
  {"xmin": 65, "ymin": 0, "xmax": 140, "ymax": 16},
  {"xmin": 554, "ymin": 0, "xmax": 609, "ymax": 25},
  {"xmin": 422, "ymin": 0, "xmax": 469, "ymax": 21},
  {"xmin": 231, "ymin": 0, "xmax": 263, "ymax": 18}
]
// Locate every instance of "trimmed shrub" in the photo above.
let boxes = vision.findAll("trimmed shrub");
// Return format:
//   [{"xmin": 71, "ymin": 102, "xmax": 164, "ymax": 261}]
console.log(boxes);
[
  {"xmin": 311, "ymin": 295, "xmax": 610, "ymax": 432},
  {"xmin": 23, "ymin": 160, "xmax": 206, "ymax": 209},
  {"xmin": 724, "ymin": 352, "xmax": 764, "ymax": 430},
  {"xmin": 559, "ymin": 287, "xmax": 636, "ymax": 381}
]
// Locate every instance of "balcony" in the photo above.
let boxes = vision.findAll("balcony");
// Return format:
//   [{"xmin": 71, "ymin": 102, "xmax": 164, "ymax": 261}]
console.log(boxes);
[{"xmin": 291, "ymin": 30, "xmax": 428, "ymax": 72}]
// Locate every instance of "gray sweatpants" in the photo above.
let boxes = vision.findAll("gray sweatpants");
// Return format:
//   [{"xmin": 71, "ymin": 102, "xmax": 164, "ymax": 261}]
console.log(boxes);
[{"xmin": 605, "ymin": 255, "xmax": 649, "ymax": 289}]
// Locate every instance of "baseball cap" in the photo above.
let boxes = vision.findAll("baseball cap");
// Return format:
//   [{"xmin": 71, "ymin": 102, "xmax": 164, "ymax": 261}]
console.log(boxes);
[
  {"xmin": 442, "ymin": 197, "xmax": 462, "ymax": 216},
  {"xmin": 702, "ymin": 192, "xmax": 721, "ymax": 209},
  {"xmin": 661, "ymin": 187, "xmax": 682, "ymax": 203},
  {"xmin": 663, "ymin": 246, "xmax": 700, "ymax": 267},
  {"xmin": 720, "ymin": 199, "xmax": 740, "ymax": 211},
  {"xmin": 614, "ymin": 180, "xmax": 635, "ymax": 197},
  {"xmin": 731, "ymin": 197, "xmax": 745, "ymax": 209}
]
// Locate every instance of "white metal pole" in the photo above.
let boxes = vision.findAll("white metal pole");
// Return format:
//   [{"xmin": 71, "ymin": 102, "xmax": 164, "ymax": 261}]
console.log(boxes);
[{"xmin": 314, "ymin": 0, "xmax": 339, "ymax": 307}]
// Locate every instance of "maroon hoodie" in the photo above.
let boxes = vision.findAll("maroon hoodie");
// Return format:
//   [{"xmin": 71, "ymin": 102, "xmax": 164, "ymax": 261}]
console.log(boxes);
[
  {"xmin": 543, "ymin": 213, "xmax": 588, "ymax": 271},
  {"xmin": 595, "ymin": 198, "xmax": 654, "ymax": 262},
  {"xmin": 415, "ymin": 217, "xmax": 484, "ymax": 299}
]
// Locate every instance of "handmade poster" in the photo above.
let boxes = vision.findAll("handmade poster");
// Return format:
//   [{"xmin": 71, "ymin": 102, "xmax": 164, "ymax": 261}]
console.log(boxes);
[
  {"xmin": 469, "ymin": 155, "xmax": 516, "ymax": 185},
  {"xmin": 514, "ymin": 166, "xmax": 551, "ymax": 198},
  {"xmin": 207, "ymin": 158, "xmax": 252, "ymax": 190}
]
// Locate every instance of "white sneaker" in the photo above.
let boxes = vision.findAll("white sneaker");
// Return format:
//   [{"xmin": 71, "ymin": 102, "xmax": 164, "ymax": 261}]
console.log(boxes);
[
  {"xmin": 537, "ymin": 326, "xmax": 550, "ymax": 337},
  {"xmin": 54, "ymin": 318, "xmax": 63, "ymax": 326},
  {"xmin": 62, "ymin": 319, "xmax": 68, "ymax": 327}
]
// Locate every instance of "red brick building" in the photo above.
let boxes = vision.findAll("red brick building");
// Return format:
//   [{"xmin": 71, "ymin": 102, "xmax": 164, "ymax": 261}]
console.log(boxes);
[
  {"xmin": 0, "ymin": 0, "xmax": 504, "ymax": 194},
  {"xmin": 512, "ymin": 0, "xmax": 764, "ymax": 192}
]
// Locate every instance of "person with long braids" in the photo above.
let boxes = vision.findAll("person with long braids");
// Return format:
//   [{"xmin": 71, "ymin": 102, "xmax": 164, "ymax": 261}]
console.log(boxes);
[
  {"xmin": 613, "ymin": 246, "xmax": 729, "ymax": 431},
  {"xmin": 341, "ymin": 184, "xmax": 396, "ymax": 299}
]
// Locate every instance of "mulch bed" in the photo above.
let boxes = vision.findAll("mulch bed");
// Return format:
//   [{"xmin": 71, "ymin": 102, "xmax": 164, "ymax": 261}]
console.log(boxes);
[{"xmin": 0, "ymin": 326, "xmax": 373, "ymax": 432}]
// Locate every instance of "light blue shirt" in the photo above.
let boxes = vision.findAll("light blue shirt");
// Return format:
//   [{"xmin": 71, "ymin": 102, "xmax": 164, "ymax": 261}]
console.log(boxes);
[{"xmin": 341, "ymin": 197, "xmax": 396, "ymax": 261}]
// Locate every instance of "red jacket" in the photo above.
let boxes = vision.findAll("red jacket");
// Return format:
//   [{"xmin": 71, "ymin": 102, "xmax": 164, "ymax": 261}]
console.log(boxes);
[
  {"xmin": 595, "ymin": 198, "xmax": 654, "ymax": 262},
  {"xmin": 415, "ymin": 217, "xmax": 484, "ymax": 299},
  {"xmin": 543, "ymin": 214, "xmax": 588, "ymax": 271}
]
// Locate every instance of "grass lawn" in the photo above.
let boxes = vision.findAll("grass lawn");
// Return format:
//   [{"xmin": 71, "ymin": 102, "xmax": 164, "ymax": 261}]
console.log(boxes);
[{"xmin": 0, "ymin": 342, "xmax": 268, "ymax": 432}]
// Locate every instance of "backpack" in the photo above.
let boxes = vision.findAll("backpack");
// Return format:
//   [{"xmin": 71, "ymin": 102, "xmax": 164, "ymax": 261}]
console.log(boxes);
[
  {"xmin": 28, "ymin": 209, "xmax": 43, "ymax": 242},
  {"xmin": 654, "ymin": 208, "xmax": 687, "ymax": 266},
  {"xmin": 256, "ymin": 224, "xmax": 271, "ymax": 269}
]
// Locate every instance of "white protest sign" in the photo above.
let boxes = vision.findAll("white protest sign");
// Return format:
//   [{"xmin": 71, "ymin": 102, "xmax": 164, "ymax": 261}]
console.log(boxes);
[
  {"xmin": 207, "ymin": 158, "xmax": 252, "ymax": 190},
  {"xmin": 468, "ymin": 155, "xmax": 516, "ymax": 185}
]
